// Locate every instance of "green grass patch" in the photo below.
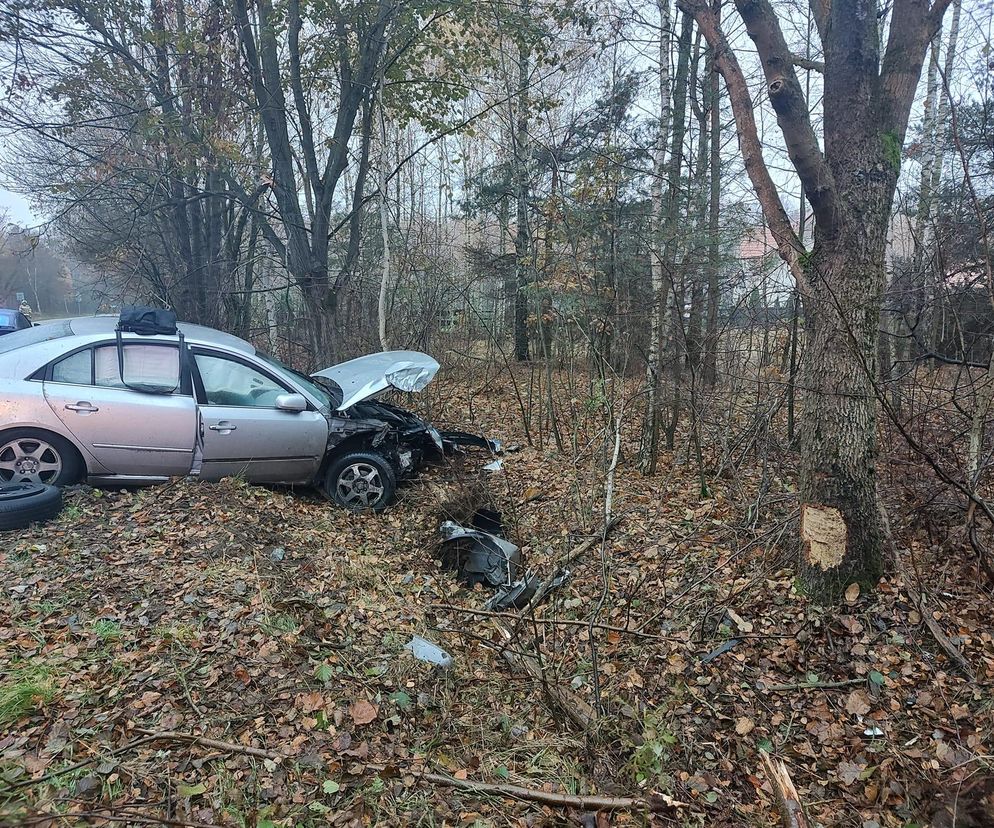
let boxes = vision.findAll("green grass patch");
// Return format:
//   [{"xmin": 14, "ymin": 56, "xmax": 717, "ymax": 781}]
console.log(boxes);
[
  {"xmin": 0, "ymin": 667, "xmax": 56, "ymax": 727},
  {"xmin": 91, "ymin": 619, "xmax": 122, "ymax": 641},
  {"xmin": 259, "ymin": 612, "xmax": 298, "ymax": 636}
]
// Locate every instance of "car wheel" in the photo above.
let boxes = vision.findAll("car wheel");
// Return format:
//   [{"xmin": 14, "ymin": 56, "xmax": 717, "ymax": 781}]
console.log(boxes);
[
  {"xmin": 0, "ymin": 483, "xmax": 63, "ymax": 531},
  {"xmin": 0, "ymin": 430, "xmax": 83, "ymax": 486},
  {"xmin": 324, "ymin": 451, "xmax": 397, "ymax": 512}
]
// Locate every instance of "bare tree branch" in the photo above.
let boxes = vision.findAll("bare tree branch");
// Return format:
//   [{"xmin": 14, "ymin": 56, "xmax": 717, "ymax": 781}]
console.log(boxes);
[
  {"xmin": 678, "ymin": 0, "xmax": 808, "ymax": 289},
  {"xmin": 735, "ymin": 0, "xmax": 837, "ymax": 230}
]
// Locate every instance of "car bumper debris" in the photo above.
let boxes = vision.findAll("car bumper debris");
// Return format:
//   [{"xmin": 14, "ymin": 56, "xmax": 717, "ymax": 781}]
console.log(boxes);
[{"xmin": 437, "ymin": 519, "xmax": 521, "ymax": 587}]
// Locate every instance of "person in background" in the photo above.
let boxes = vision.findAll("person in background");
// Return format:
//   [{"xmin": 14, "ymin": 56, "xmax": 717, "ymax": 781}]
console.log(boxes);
[{"xmin": 18, "ymin": 300, "xmax": 33, "ymax": 321}]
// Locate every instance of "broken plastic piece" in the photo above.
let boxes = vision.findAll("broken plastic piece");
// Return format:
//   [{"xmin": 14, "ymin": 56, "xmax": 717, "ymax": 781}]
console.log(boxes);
[
  {"xmin": 700, "ymin": 638, "xmax": 742, "ymax": 664},
  {"xmin": 471, "ymin": 508, "xmax": 503, "ymax": 535},
  {"xmin": 543, "ymin": 568, "xmax": 572, "ymax": 594},
  {"xmin": 438, "ymin": 430, "xmax": 502, "ymax": 454},
  {"xmin": 483, "ymin": 459, "xmax": 503, "ymax": 472},
  {"xmin": 438, "ymin": 522, "xmax": 521, "ymax": 587},
  {"xmin": 405, "ymin": 635, "xmax": 453, "ymax": 669},
  {"xmin": 486, "ymin": 571, "xmax": 540, "ymax": 610}
]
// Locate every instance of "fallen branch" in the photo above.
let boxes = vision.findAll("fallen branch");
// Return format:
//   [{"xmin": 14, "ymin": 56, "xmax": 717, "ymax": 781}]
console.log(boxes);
[
  {"xmin": 431, "ymin": 604, "xmax": 673, "ymax": 642},
  {"xmin": 423, "ymin": 771, "xmax": 644, "ymax": 811},
  {"xmin": 134, "ymin": 729, "xmax": 284, "ymax": 761},
  {"xmin": 902, "ymin": 583, "xmax": 976, "ymax": 681},
  {"xmin": 16, "ymin": 814, "xmax": 222, "ymax": 828},
  {"xmin": 0, "ymin": 735, "xmax": 162, "ymax": 791},
  {"xmin": 492, "ymin": 623, "xmax": 599, "ymax": 731},
  {"xmin": 758, "ymin": 678, "xmax": 864, "ymax": 692},
  {"xmin": 519, "ymin": 516, "xmax": 622, "ymax": 616},
  {"xmin": 1, "ymin": 730, "xmax": 283, "ymax": 794},
  {"xmin": 889, "ymin": 540, "xmax": 976, "ymax": 681},
  {"xmin": 486, "ymin": 518, "xmax": 623, "ymax": 731},
  {"xmin": 760, "ymin": 753, "xmax": 809, "ymax": 828}
]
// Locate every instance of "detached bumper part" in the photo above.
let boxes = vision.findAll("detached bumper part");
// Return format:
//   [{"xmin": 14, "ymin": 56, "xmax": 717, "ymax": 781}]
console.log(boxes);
[
  {"xmin": 438, "ymin": 430, "xmax": 502, "ymax": 455},
  {"xmin": 485, "ymin": 571, "xmax": 539, "ymax": 610},
  {"xmin": 438, "ymin": 521, "xmax": 520, "ymax": 587},
  {"xmin": 486, "ymin": 567, "xmax": 571, "ymax": 612}
]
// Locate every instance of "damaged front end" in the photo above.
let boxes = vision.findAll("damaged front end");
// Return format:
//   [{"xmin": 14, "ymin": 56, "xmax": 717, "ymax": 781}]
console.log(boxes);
[{"xmin": 313, "ymin": 351, "xmax": 499, "ymax": 484}]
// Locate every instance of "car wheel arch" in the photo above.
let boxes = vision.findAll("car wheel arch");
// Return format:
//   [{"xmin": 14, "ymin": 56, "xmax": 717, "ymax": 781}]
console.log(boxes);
[
  {"xmin": 316, "ymin": 431, "xmax": 389, "ymax": 481},
  {"xmin": 0, "ymin": 426, "xmax": 88, "ymax": 485}
]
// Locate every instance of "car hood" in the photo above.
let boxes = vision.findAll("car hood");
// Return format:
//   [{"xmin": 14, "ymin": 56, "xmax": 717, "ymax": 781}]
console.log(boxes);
[{"xmin": 312, "ymin": 350, "xmax": 441, "ymax": 411}]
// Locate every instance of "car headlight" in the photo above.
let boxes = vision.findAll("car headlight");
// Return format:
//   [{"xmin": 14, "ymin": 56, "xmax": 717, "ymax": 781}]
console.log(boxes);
[{"xmin": 429, "ymin": 426, "xmax": 444, "ymax": 452}]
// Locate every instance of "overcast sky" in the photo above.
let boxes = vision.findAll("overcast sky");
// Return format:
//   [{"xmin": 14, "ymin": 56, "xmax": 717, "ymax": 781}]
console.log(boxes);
[{"xmin": 0, "ymin": 187, "xmax": 36, "ymax": 226}]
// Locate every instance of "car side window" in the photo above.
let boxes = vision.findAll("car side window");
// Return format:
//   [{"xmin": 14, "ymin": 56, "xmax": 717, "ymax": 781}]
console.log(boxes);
[
  {"xmin": 51, "ymin": 349, "xmax": 93, "ymax": 385},
  {"xmin": 95, "ymin": 345, "xmax": 180, "ymax": 391},
  {"xmin": 194, "ymin": 353, "xmax": 287, "ymax": 408}
]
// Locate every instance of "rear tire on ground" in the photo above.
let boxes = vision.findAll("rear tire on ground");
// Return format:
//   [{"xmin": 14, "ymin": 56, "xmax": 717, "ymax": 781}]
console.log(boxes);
[
  {"xmin": 323, "ymin": 450, "xmax": 397, "ymax": 512},
  {"xmin": 0, "ymin": 483, "xmax": 63, "ymax": 530},
  {"xmin": 0, "ymin": 429, "xmax": 83, "ymax": 486}
]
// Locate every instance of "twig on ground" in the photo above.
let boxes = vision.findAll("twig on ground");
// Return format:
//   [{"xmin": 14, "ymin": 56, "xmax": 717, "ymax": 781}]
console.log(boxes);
[
  {"xmin": 133, "ymin": 729, "xmax": 284, "ymax": 761},
  {"xmin": 422, "ymin": 771, "xmax": 645, "ymax": 811},
  {"xmin": 758, "ymin": 678, "xmax": 865, "ymax": 692},
  {"xmin": 890, "ymin": 540, "xmax": 976, "ymax": 680},
  {"xmin": 15, "ymin": 814, "xmax": 222, "ymax": 828},
  {"xmin": 903, "ymin": 582, "xmax": 976, "ymax": 681},
  {"xmin": 0, "ymin": 735, "xmax": 162, "ymax": 791},
  {"xmin": 430, "ymin": 604, "xmax": 674, "ymax": 642}
]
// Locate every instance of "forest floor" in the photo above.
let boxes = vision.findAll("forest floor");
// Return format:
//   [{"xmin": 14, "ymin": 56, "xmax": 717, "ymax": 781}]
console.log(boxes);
[{"xmin": 1, "ymin": 370, "xmax": 992, "ymax": 828}]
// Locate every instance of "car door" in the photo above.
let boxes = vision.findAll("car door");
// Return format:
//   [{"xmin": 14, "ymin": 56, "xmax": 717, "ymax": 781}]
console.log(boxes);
[
  {"xmin": 42, "ymin": 343, "xmax": 197, "ymax": 477},
  {"xmin": 192, "ymin": 349, "xmax": 327, "ymax": 483}
]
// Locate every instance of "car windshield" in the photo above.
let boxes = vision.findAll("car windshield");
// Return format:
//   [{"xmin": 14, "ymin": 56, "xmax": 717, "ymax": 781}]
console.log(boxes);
[
  {"xmin": 0, "ymin": 310, "xmax": 17, "ymax": 327},
  {"xmin": 255, "ymin": 352, "xmax": 342, "ymax": 409}
]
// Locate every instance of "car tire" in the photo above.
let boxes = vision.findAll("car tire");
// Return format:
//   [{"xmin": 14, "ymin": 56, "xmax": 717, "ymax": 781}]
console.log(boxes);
[
  {"xmin": 0, "ymin": 483, "xmax": 64, "ymax": 530},
  {"xmin": 324, "ymin": 451, "xmax": 397, "ymax": 512},
  {"xmin": 0, "ymin": 429, "xmax": 83, "ymax": 487}
]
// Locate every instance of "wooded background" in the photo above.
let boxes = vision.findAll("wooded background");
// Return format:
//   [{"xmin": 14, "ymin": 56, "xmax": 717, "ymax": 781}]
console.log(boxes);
[{"xmin": 1, "ymin": 0, "xmax": 991, "ymax": 603}]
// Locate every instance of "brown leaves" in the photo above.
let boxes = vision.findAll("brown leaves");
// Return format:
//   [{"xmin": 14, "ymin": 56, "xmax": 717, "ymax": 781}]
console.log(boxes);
[
  {"xmin": 349, "ymin": 699, "xmax": 378, "ymax": 726},
  {"xmin": 296, "ymin": 691, "xmax": 325, "ymax": 714},
  {"xmin": 734, "ymin": 717, "xmax": 756, "ymax": 736},
  {"xmin": 845, "ymin": 690, "xmax": 872, "ymax": 716},
  {"xmin": 837, "ymin": 760, "xmax": 864, "ymax": 786}
]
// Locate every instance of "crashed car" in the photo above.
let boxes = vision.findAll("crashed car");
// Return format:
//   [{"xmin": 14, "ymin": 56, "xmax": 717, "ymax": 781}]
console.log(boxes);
[{"xmin": 0, "ymin": 312, "xmax": 498, "ymax": 510}]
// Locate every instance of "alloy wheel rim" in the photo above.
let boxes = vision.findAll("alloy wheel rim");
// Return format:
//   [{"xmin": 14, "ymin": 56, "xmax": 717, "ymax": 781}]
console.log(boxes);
[
  {"xmin": 0, "ymin": 438, "xmax": 63, "ymax": 484},
  {"xmin": 336, "ymin": 462, "xmax": 385, "ymax": 507}
]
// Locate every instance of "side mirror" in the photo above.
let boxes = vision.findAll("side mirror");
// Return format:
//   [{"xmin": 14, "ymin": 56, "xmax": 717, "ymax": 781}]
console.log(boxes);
[{"xmin": 275, "ymin": 393, "xmax": 307, "ymax": 413}]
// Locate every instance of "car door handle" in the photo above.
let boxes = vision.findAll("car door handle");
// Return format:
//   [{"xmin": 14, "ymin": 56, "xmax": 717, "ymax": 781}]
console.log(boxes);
[
  {"xmin": 65, "ymin": 402, "xmax": 99, "ymax": 413},
  {"xmin": 208, "ymin": 422, "xmax": 237, "ymax": 432}
]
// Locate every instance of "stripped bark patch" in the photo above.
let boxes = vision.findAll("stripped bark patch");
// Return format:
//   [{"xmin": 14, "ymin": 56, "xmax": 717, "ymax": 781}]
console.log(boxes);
[{"xmin": 801, "ymin": 504, "xmax": 847, "ymax": 570}]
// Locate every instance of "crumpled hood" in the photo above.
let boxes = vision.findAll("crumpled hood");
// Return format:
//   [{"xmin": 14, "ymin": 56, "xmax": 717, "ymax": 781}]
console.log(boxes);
[{"xmin": 312, "ymin": 350, "xmax": 440, "ymax": 411}]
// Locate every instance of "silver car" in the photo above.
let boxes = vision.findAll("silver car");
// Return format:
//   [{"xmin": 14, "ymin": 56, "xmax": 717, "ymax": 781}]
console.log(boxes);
[{"xmin": 0, "ymin": 316, "xmax": 496, "ymax": 510}]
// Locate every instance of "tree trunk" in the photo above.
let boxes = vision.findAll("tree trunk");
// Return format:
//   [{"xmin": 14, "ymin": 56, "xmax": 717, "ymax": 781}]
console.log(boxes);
[
  {"xmin": 642, "ymin": 0, "xmax": 673, "ymax": 472},
  {"xmin": 512, "ymin": 3, "xmax": 532, "ymax": 362},
  {"xmin": 797, "ymin": 232, "xmax": 887, "ymax": 599},
  {"xmin": 377, "ymin": 88, "xmax": 391, "ymax": 352},
  {"xmin": 681, "ymin": 0, "xmax": 951, "ymax": 603},
  {"xmin": 702, "ymin": 1, "xmax": 721, "ymax": 386}
]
